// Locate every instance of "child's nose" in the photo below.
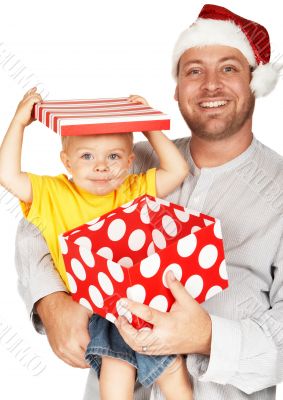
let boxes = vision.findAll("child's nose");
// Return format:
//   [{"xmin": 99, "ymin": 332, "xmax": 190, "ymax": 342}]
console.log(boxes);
[{"xmin": 94, "ymin": 162, "xmax": 109, "ymax": 172}]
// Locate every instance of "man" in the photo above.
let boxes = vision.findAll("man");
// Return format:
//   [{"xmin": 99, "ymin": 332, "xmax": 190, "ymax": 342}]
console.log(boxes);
[{"xmin": 16, "ymin": 4, "xmax": 283, "ymax": 400}]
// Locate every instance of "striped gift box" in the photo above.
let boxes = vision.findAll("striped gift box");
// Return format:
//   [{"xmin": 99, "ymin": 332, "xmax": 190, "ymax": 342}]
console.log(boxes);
[{"xmin": 33, "ymin": 97, "xmax": 170, "ymax": 136}]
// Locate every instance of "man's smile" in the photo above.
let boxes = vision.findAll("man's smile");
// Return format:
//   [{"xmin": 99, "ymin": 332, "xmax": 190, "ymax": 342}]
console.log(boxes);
[{"xmin": 199, "ymin": 100, "xmax": 229, "ymax": 109}]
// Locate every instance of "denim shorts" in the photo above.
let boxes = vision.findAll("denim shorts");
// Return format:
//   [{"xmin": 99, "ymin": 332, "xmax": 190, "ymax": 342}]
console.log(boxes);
[{"xmin": 85, "ymin": 314, "xmax": 176, "ymax": 387}]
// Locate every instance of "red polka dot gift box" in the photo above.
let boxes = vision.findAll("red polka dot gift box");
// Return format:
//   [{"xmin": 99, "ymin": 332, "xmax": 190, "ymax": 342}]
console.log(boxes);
[
  {"xmin": 60, "ymin": 194, "xmax": 228, "ymax": 329},
  {"xmin": 33, "ymin": 97, "xmax": 170, "ymax": 136}
]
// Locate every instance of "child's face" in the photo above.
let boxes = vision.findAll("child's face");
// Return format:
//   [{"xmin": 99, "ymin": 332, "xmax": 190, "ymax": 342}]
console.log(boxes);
[{"xmin": 60, "ymin": 133, "xmax": 134, "ymax": 195}]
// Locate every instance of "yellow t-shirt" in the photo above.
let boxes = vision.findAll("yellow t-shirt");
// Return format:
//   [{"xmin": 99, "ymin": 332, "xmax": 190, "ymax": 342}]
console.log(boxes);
[{"xmin": 20, "ymin": 169, "xmax": 156, "ymax": 288}]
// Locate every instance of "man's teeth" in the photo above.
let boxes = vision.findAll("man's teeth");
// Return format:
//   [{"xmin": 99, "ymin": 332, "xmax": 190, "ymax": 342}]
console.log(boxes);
[{"xmin": 200, "ymin": 100, "xmax": 228, "ymax": 108}]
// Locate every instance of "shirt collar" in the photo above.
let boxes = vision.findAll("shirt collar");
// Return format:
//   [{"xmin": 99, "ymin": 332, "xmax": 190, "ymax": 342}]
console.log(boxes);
[{"xmin": 187, "ymin": 135, "xmax": 258, "ymax": 177}]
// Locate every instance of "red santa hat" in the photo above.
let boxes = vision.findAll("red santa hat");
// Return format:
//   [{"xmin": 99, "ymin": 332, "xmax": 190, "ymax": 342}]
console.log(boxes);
[{"xmin": 172, "ymin": 4, "xmax": 281, "ymax": 97}]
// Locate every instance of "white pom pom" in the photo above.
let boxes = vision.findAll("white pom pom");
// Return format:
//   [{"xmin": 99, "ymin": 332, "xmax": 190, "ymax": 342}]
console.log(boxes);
[{"xmin": 250, "ymin": 63, "xmax": 282, "ymax": 97}]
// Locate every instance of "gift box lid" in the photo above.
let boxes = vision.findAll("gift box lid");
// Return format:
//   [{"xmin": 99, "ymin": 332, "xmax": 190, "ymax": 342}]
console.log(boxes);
[{"xmin": 33, "ymin": 97, "xmax": 170, "ymax": 136}]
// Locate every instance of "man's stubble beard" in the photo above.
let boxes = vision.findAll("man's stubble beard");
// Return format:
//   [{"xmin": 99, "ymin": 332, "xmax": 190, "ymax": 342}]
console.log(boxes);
[{"xmin": 178, "ymin": 93, "xmax": 255, "ymax": 142}]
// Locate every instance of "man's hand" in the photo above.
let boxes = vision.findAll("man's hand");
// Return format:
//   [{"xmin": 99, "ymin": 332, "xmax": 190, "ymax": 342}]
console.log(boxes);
[
  {"xmin": 115, "ymin": 271, "xmax": 212, "ymax": 356},
  {"xmin": 36, "ymin": 292, "xmax": 92, "ymax": 368}
]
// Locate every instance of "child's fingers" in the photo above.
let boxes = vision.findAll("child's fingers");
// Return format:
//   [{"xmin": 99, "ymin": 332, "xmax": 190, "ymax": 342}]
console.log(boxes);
[
  {"xmin": 23, "ymin": 87, "xmax": 37, "ymax": 99},
  {"xmin": 128, "ymin": 95, "xmax": 148, "ymax": 106},
  {"xmin": 24, "ymin": 93, "xmax": 42, "ymax": 106}
]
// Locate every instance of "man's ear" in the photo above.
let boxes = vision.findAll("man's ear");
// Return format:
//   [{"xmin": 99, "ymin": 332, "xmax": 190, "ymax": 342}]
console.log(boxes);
[
  {"xmin": 60, "ymin": 151, "xmax": 72, "ymax": 173},
  {"xmin": 174, "ymin": 85, "xmax": 179, "ymax": 101}
]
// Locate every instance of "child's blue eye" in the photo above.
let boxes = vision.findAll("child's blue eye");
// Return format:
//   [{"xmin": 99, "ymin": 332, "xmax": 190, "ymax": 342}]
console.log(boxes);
[
  {"xmin": 108, "ymin": 153, "xmax": 120, "ymax": 160},
  {"xmin": 81, "ymin": 153, "xmax": 94, "ymax": 160}
]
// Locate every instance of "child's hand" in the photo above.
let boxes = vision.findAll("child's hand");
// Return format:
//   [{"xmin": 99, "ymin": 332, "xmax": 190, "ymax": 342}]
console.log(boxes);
[
  {"xmin": 128, "ymin": 95, "xmax": 152, "ymax": 137},
  {"xmin": 128, "ymin": 94, "xmax": 149, "ymax": 107},
  {"xmin": 13, "ymin": 88, "xmax": 42, "ymax": 128}
]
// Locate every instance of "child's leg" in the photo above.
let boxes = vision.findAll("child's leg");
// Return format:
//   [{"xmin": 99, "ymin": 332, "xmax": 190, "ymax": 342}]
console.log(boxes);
[
  {"xmin": 99, "ymin": 356, "xmax": 136, "ymax": 400},
  {"xmin": 155, "ymin": 355, "xmax": 193, "ymax": 400}
]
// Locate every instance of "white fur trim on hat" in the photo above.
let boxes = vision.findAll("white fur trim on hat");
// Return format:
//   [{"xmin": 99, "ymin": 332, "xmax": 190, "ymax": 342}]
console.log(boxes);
[
  {"xmin": 250, "ymin": 63, "xmax": 281, "ymax": 97},
  {"xmin": 172, "ymin": 18, "xmax": 257, "ymax": 78}
]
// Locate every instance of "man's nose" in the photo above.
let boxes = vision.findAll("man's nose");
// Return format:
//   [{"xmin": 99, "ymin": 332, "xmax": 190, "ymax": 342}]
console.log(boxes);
[{"xmin": 200, "ymin": 69, "xmax": 223, "ymax": 92}]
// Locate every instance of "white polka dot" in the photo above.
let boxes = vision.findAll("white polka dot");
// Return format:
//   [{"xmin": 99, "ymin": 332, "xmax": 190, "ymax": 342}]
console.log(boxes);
[
  {"xmin": 59, "ymin": 235, "xmax": 68, "ymax": 254},
  {"xmin": 116, "ymin": 300, "xmax": 132, "ymax": 323},
  {"xmin": 185, "ymin": 275, "xmax": 204, "ymax": 298},
  {"xmin": 199, "ymin": 245, "xmax": 218, "ymax": 269},
  {"xmin": 155, "ymin": 198, "xmax": 169, "ymax": 207},
  {"xmin": 204, "ymin": 218, "xmax": 213, "ymax": 226},
  {"xmin": 152, "ymin": 229, "xmax": 166, "ymax": 249},
  {"xmin": 214, "ymin": 220, "xmax": 222, "ymax": 239},
  {"xmin": 126, "ymin": 284, "xmax": 146, "ymax": 303},
  {"xmin": 89, "ymin": 285, "xmax": 104, "ymax": 308},
  {"xmin": 88, "ymin": 219, "xmax": 105, "ymax": 231},
  {"xmin": 118, "ymin": 257, "xmax": 133, "ymax": 268},
  {"xmin": 205, "ymin": 285, "xmax": 222, "ymax": 300},
  {"xmin": 174, "ymin": 208, "xmax": 190, "ymax": 222},
  {"xmin": 97, "ymin": 247, "xmax": 113, "ymax": 260},
  {"xmin": 191, "ymin": 225, "xmax": 201, "ymax": 234},
  {"xmin": 107, "ymin": 219, "xmax": 126, "ymax": 241},
  {"xmin": 79, "ymin": 298, "xmax": 93, "ymax": 312},
  {"xmin": 147, "ymin": 241, "xmax": 156, "ymax": 256},
  {"xmin": 140, "ymin": 253, "xmax": 160, "ymax": 278},
  {"xmin": 219, "ymin": 260, "xmax": 228, "ymax": 280},
  {"xmin": 106, "ymin": 313, "xmax": 116, "ymax": 323},
  {"xmin": 107, "ymin": 260, "xmax": 124, "ymax": 282},
  {"xmin": 98, "ymin": 272, "xmax": 114, "ymax": 295},
  {"xmin": 123, "ymin": 203, "xmax": 138, "ymax": 213},
  {"xmin": 177, "ymin": 234, "xmax": 197, "ymax": 257},
  {"xmin": 162, "ymin": 215, "xmax": 177, "ymax": 237},
  {"xmin": 146, "ymin": 197, "xmax": 160, "ymax": 212},
  {"xmin": 128, "ymin": 229, "xmax": 146, "ymax": 251},
  {"xmin": 162, "ymin": 264, "xmax": 182, "ymax": 288},
  {"xmin": 70, "ymin": 230, "xmax": 80, "ymax": 235},
  {"xmin": 79, "ymin": 247, "xmax": 95, "ymax": 268},
  {"xmin": 140, "ymin": 204, "xmax": 150, "ymax": 224},
  {"xmin": 71, "ymin": 258, "xmax": 86, "ymax": 281},
  {"xmin": 107, "ymin": 213, "xmax": 116, "ymax": 218},
  {"xmin": 74, "ymin": 236, "xmax": 92, "ymax": 248},
  {"xmin": 121, "ymin": 200, "xmax": 134, "ymax": 208},
  {"xmin": 149, "ymin": 295, "xmax": 168, "ymax": 312},
  {"xmin": 87, "ymin": 217, "xmax": 100, "ymax": 225},
  {"xmin": 66, "ymin": 272, "xmax": 77, "ymax": 293}
]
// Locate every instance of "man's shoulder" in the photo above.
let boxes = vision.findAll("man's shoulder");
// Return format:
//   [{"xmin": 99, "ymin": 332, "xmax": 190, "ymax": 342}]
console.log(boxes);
[
  {"xmin": 256, "ymin": 140, "xmax": 283, "ymax": 178},
  {"xmin": 134, "ymin": 136, "xmax": 189, "ymax": 152},
  {"xmin": 250, "ymin": 140, "xmax": 283, "ymax": 213},
  {"xmin": 132, "ymin": 136, "xmax": 189, "ymax": 173}
]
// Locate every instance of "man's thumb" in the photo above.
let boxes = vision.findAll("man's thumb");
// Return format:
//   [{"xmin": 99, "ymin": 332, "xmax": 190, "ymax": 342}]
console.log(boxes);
[{"xmin": 166, "ymin": 270, "xmax": 195, "ymax": 306}]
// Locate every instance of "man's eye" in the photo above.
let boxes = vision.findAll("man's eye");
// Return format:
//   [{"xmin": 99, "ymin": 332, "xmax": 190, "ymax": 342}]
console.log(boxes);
[
  {"xmin": 81, "ymin": 153, "xmax": 94, "ymax": 160},
  {"xmin": 223, "ymin": 66, "xmax": 236, "ymax": 73},
  {"xmin": 108, "ymin": 153, "xmax": 120, "ymax": 160},
  {"xmin": 186, "ymin": 68, "xmax": 201, "ymax": 76}
]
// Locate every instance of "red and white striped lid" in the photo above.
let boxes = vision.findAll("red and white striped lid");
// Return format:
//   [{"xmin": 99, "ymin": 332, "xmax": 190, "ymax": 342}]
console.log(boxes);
[{"xmin": 33, "ymin": 97, "xmax": 170, "ymax": 136}]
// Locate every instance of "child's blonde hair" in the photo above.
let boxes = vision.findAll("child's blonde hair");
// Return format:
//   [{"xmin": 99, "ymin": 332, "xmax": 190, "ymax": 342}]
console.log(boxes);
[{"xmin": 61, "ymin": 132, "xmax": 134, "ymax": 152}]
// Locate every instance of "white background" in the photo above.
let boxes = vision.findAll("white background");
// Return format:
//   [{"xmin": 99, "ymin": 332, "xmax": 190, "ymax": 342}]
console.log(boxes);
[{"xmin": 0, "ymin": 0, "xmax": 282, "ymax": 398}]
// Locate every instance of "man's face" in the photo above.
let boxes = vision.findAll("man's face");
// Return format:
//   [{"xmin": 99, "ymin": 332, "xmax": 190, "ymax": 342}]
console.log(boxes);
[
  {"xmin": 60, "ymin": 133, "xmax": 134, "ymax": 195},
  {"xmin": 175, "ymin": 45, "xmax": 255, "ymax": 141}
]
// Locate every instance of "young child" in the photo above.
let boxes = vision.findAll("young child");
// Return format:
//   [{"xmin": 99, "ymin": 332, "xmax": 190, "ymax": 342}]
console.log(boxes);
[{"xmin": 0, "ymin": 88, "xmax": 192, "ymax": 400}]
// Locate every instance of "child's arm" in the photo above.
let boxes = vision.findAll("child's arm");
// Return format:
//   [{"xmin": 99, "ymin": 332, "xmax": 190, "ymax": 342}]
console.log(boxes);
[
  {"xmin": 0, "ymin": 88, "xmax": 42, "ymax": 203},
  {"xmin": 129, "ymin": 95, "xmax": 189, "ymax": 198}
]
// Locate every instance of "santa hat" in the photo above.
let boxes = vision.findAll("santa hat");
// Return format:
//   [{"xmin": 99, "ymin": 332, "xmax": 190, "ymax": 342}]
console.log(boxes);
[{"xmin": 172, "ymin": 4, "xmax": 281, "ymax": 97}]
